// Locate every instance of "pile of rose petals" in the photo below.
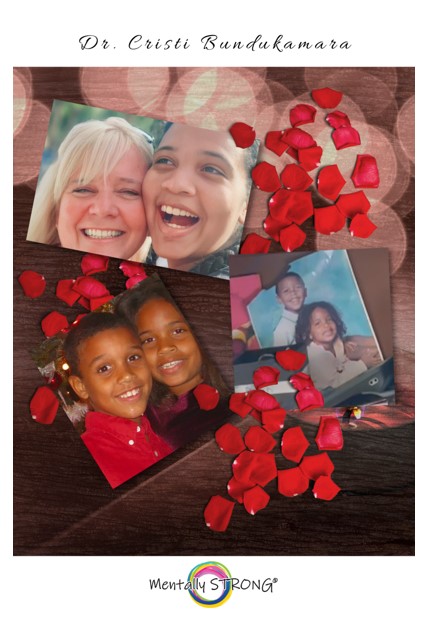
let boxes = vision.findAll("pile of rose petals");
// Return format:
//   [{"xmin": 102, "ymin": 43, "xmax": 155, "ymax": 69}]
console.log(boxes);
[
  {"xmin": 230, "ymin": 87, "xmax": 379, "ymax": 254},
  {"xmin": 204, "ymin": 348, "xmax": 343, "ymax": 532}
]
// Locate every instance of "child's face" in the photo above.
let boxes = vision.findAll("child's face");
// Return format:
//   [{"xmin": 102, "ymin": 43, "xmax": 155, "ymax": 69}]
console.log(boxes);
[
  {"xmin": 70, "ymin": 327, "xmax": 152, "ymax": 420},
  {"xmin": 136, "ymin": 298, "xmax": 203, "ymax": 395},
  {"xmin": 276, "ymin": 276, "xmax": 307, "ymax": 313},
  {"xmin": 142, "ymin": 123, "xmax": 249, "ymax": 270},
  {"xmin": 57, "ymin": 146, "xmax": 148, "ymax": 259},
  {"xmin": 309, "ymin": 307, "xmax": 337, "ymax": 347}
]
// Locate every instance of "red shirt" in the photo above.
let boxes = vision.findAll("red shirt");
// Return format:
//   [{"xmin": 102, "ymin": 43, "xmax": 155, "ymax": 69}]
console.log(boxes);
[{"xmin": 81, "ymin": 411, "xmax": 172, "ymax": 488}]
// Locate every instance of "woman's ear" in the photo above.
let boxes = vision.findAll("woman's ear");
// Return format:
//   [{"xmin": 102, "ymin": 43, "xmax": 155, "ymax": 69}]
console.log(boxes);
[{"xmin": 69, "ymin": 375, "xmax": 90, "ymax": 401}]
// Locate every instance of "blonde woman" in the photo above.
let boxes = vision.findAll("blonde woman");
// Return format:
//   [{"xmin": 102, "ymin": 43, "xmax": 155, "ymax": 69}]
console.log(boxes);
[{"xmin": 27, "ymin": 117, "xmax": 153, "ymax": 261}]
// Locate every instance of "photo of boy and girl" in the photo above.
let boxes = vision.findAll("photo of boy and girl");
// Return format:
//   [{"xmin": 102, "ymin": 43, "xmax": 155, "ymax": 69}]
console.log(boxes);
[
  {"xmin": 49, "ymin": 275, "xmax": 230, "ymax": 489},
  {"xmin": 26, "ymin": 100, "xmax": 259, "ymax": 279}
]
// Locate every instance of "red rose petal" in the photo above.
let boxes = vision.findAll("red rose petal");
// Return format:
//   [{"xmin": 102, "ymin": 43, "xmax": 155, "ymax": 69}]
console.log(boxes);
[
  {"xmin": 278, "ymin": 467, "xmax": 309, "ymax": 497},
  {"xmin": 282, "ymin": 127, "xmax": 316, "ymax": 150},
  {"xmin": 89, "ymin": 295, "xmax": 114, "ymax": 311},
  {"xmin": 263, "ymin": 213, "xmax": 285, "ymax": 241},
  {"xmin": 351, "ymin": 154, "xmax": 380, "ymax": 188},
  {"xmin": 295, "ymin": 386, "xmax": 324, "ymax": 411},
  {"xmin": 325, "ymin": 110, "xmax": 351, "ymax": 129},
  {"xmin": 311, "ymin": 87, "xmax": 343, "ymax": 109},
  {"xmin": 280, "ymin": 164, "xmax": 313, "ymax": 191},
  {"xmin": 313, "ymin": 475, "xmax": 341, "ymax": 500},
  {"xmin": 281, "ymin": 426, "xmax": 309, "ymax": 462},
  {"xmin": 56, "ymin": 279, "xmax": 80, "ymax": 306},
  {"xmin": 268, "ymin": 189, "xmax": 293, "ymax": 224},
  {"xmin": 204, "ymin": 495, "xmax": 235, "ymax": 532},
  {"xmin": 244, "ymin": 389, "xmax": 280, "ymax": 412},
  {"xmin": 229, "ymin": 122, "xmax": 256, "ymax": 148},
  {"xmin": 289, "ymin": 372, "xmax": 314, "ymax": 391},
  {"xmin": 317, "ymin": 165, "xmax": 346, "ymax": 201},
  {"xmin": 193, "ymin": 383, "xmax": 220, "ymax": 410},
  {"xmin": 41, "ymin": 311, "xmax": 69, "ymax": 338},
  {"xmin": 78, "ymin": 296, "xmax": 91, "ymax": 310},
  {"xmin": 251, "ymin": 161, "xmax": 281, "ymax": 192},
  {"xmin": 261, "ymin": 407, "xmax": 287, "ymax": 434},
  {"xmin": 119, "ymin": 260, "xmax": 146, "ymax": 278},
  {"xmin": 315, "ymin": 416, "xmax": 344, "ymax": 451},
  {"xmin": 233, "ymin": 451, "xmax": 277, "ymax": 487},
  {"xmin": 18, "ymin": 270, "xmax": 46, "ymax": 298},
  {"xmin": 286, "ymin": 146, "xmax": 299, "ymax": 161},
  {"xmin": 252, "ymin": 366, "xmax": 280, "ymax": 389},
  {"xmin": 30, "ymin": 386, "xmax": 59, "ymax": 424},
  {"xmin": 332, "ymin": 126, "xmax": 361, "ymax": 150},
  {"xmin": 298, "ymin": 145, "xmax": 323, "ymax": 171},
  {"xmin": 72, "ymin": 276, "xmax": 110, "ymax": 300},
  {"xmin": 349, "ymin": 213, "xmax": 377, "ymax": 238},
  {"xmin": 215, "ymin": 423, "xmax": 246, "ymax": 454},
  {"xmin": 275, "ymin": 349, "xmax": 307, "ymax": 371},
  {"xmin": 300, "ymin": 453, "xmax": 334, "ymax": 480},
  {"xmin": 80, "ymin": 254, "xmax": 109, "ymax": 276},
  {"xmin": 279, "ymin": 224, "xmax": 306, "ymax": 252},
  {"xmin": 314, "ymin": 205, "xmax": 346, "ymax": 235},
  {"xmin": 243, "ymin": 485, "xmax": 270, "ymax": 515},
  {"xmin": 290, "ymin": 103, "xmax": 317, "ymax": 127},
  {"xmin": 229, "ymin": 392, "xmax": 254, "ymax": 418},
  {"xmin": 244, "ymin": 426, "xmax": 276, "ymax": 453},
  {"xmin": 265, "ymin": 130, "xmax": 288, "ymax": 156},
  {"xmin": 240, "ymin": 233, "xmax": 272, "ymax": 255},
  {"xmin": 336, "ymin": 191, "xmax": 371, "ymax": 218},
  {"xmin": 126, "ymin": 274, "xmax": 148, "ymax": 289},
  {"xmin": 227, "ymin": 476, "xmax": 254, "ymax": 503}
]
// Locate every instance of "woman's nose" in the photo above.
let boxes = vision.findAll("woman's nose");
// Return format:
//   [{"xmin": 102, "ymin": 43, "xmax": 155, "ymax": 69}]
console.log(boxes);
[
  {"xmin": 161, "ymin": 167, "xmax": 196, "ymax": 195},
  {"xmin": 157, "ymin": 335, "xmax": 177, "ymax": 353},
  {"xmin": 117, "ymin": 362, "xmax": 136, "ymax": 383},
  {"xmin": 88, "ymin": 190, "xmax": 119, "ymax": 217}
]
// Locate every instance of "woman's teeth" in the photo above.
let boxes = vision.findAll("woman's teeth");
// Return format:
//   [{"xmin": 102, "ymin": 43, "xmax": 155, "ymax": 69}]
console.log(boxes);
[
  {"xmin": 160, "ymin": 361, "xmax": 181, "ymax": 369},
  {"xmin": 83, "ymin": 229, "xmax": 124, "ymax": 239},
  {"xmin": 160, "ymin": 205, "xmax": 199, "ymax": 228},
  {"xmin": 118, "ymin": 388, "xmax": 140, "ymax": 399}
]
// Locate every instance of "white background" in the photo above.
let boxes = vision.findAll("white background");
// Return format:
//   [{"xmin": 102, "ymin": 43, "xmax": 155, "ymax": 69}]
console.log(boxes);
[{"xmin": 2, "ymin": 1, "xmax": 423, "ymax": 620}]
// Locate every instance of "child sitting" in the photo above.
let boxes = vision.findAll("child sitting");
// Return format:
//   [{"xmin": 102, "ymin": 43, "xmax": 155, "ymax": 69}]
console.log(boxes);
[
  {"xmin": 63, "ymin": 312, "xmax": 172, "ymax": 488},
  {"xmin": 273, "ymin": 271, "xmax": 307, "ymax": 347}
]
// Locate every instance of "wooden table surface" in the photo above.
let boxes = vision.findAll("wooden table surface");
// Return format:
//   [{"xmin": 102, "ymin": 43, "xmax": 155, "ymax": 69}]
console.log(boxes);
[{"xmin": 13, "ymin": 67, "xmax": 414, "ymax": 555}]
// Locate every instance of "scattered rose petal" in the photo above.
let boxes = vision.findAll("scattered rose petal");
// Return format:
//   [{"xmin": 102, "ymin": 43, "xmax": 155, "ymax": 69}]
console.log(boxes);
[
  {"xmin": 317, "ymin": 165, "xmax": 346, "ymax": 201},
  {"xmin": 351, "ymin": 154, "xmax": 380, "ymax": 188},
  {"xmin": 215, "ymin": 423, "xmax": 246, "ymax": 454},
  {"xmin": 204, "ymin": 495, "xmax": 235, "ymax": 532},
  {"xmin": 349, "ymin": 213, "xmax": 377, "ymax": 238},
  {"xmin": 30, "ymin": 386, "xmax": 59, "ymax": 424},
  {"xmin": 47, "ymin": 372, "xmax": 63, "ymax": 390},
  {"xmin": 193, "ymin": 383, "xmax": 220, "ymax": 410},
  {"xmin": 285, "ymin": 146, "xmax": 299, "ymax": 161},
  {"xmin": 295, "ymin": 386, "xmax": 324, "ymax": 411},
  {"xmin": 252, "ymin": 366, "xmax": 280, "ymax": 389},
  {"xmin": 119, "ymin": 260, "xmax": 146, "ymax": 278},
  {"xmin": 281, "ymin": 426, "xmax": 309, "ymax": 462},
  {"xmin": 89, "ymin": 295, "xmax": 114, "ymax": 311},
  {"xmin": 289, "ymin": 372, "xmax": 314, "ymax": 391},
  {"xmin": 290, "ymin": 103, "xmax": 317, "ymax": 127},
  {"xmin": 313, "ymin": 475, "xmax": 341, "ymax": 500},
  {"xmin": 227, "ymin": 476, "xmax": 254, "ymax": 504},
  {"xmin": 244, "ymin": 389, "xmax": 280, "ymax": 412},
  {"xmin": 279, "ymin": 223, "xmax": 306, "ymax": 252},
  {"xmin": 300, "ymin": 453, "xmax": 334, "ymax": 480},
  {"xmin": 80, "ymin": 254, "xmax": 109, "ymax": 276},
  {"xmin": 229, "ymin": 122, "xmax": 256, "ymax": 148},
  {"xmin": 332, "ymin": 126, "xmax": 361, "ymax": 150},
  {"xmin": 126, "ymin": 274, "xmax": 148, "ymax": 289},
  {"xmin": 325, "ymin": 110, "xmax": 351, "ymax": 129},
  {"xmin": 261, "ymin": 407, "xmax": 287, "ymax": 434},
  {"xmin": 269, "ymin": 189, "xmax": 313, "ymax": 226},
  {"xmin": 41, "ymin": 311, "xmax": 69, "ymax": 338},
  {"xmin": 311, "ymin": 87, "xmax": 343, "ymax": 108},
  {"xmin": 78, "ymin": 296, "xmax": 91, "ymax": 310},
  {"xmin": 268, "ymin": 189, "xmax": 293, "ymax": 224},
  {"xmin": 336, "ymin": 191, "xmax": 371, "ymax": 218},
  {"xmin": 280, "ymin": 164, "xmax": 313, "ymax": 191},
  {"xmin": 56, "ymin": 279, "xmax": 80, "ymax": 306},
  {"xmin": 315, "ymin": 416, "xmax": 344, "ymax": 451},
  {"xmin": 314, "ymin": 205, "xmax": 346, "ymax": 235},
  {"xmin": 244, "ymin": 426, "xmax": 276, "ymax": 453},
  {"xmin": 18, "ymin": 270, "xmax": 46, "ymax": 298},
  {"xmin": 229, "ymin": 392, "xmax": 253, "ymax": 418},
  {"xmin": 265, "ymin": 130, "xmax": 288, "ymax": 156},
  {"xmin": 275, "ymin": 349, "xmax": 307, "ymax": 371},
  {"xmin": 240, "ymin": 233, "xmax": 272, "ymax": 255},
  {"xmin": 243, "ymin": 485, "xmax": 270, "ymax": 515},
  {"xmin": 251, "ymin": 161, "xmax": 281, "ymax": 192},
  {"xmin": 72, "ymin": 276, "xmax": 110, "ymax": 300},
  {"xmin": 278, "ymin": 467, "xmax": 309, "ymax": 497},
  {"xmin": 298, "ymin": 145, "xmax": 323, "ymax": 171},
  {"xmin": 282, "ymin": 127, "xmax": 316, "ymax": 150},
  {"xmin": 263, "ymin": 213, "xmax": 284, "ymax": 241},
  {"xmin": 233, "ymin": 451, "xmax": 277, "ymax": 487}
]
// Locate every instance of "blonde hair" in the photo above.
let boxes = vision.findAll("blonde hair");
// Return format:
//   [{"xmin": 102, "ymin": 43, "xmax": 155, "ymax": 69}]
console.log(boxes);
[{"xmin": 27, "ymin": 116, "xmax": 153, "ymax": 259}]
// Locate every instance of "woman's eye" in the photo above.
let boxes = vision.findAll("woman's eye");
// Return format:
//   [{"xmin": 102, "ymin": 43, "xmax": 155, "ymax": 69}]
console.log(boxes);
[
  {"xmin": 140, "ymin": 336, "xmax": 155, "ymax": 346},
  {"xmin": 128, "ymin": 353, "xmax": 141, "ymax": 362},
  {"xmin": 202, "ymin": 165, "xmax": 225, "ymax": 177},
  {"xmin": 172, "ymin": 328, "xmax": 186, "ymax": 335},
  {"xmin": 72, "ymin": 187, "xmax": 94, "ymax": 195},
  {"xmin": 97, "ymin": 364, "xmax": 111, "ymax": 374},
  {"xmin": 119, "ymin": 189, "xmax": 141, "ymax": 197},
  {"xmin": 153, "ymin": 156, "xmax": 174, "ymax": 166}
]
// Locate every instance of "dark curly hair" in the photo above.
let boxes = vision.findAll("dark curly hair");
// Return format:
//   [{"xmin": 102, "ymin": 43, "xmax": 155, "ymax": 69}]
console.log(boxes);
[{"xmin": 295, "ymin": 301, "xmax": 347, "ymax": 345}]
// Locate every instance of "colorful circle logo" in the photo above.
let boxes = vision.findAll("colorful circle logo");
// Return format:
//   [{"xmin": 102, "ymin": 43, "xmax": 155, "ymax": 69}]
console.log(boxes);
[{"xmin": 187, "ymin": 561, "xmax": 233, "ymax": 608}]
